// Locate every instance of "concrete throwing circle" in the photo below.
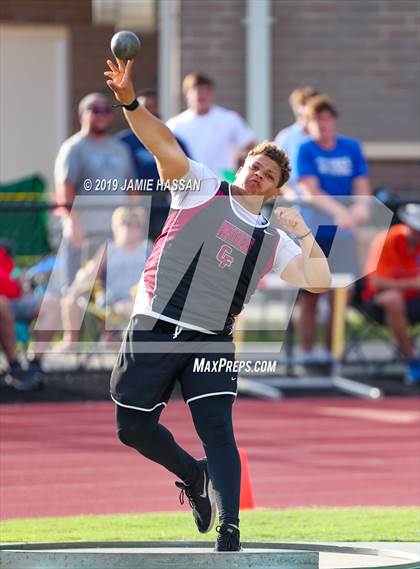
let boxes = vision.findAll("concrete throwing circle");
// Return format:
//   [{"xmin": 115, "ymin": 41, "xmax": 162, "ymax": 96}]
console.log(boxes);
[{"xmin": 0, "ymin": 541, "xmax": 419, "ymax": 569}]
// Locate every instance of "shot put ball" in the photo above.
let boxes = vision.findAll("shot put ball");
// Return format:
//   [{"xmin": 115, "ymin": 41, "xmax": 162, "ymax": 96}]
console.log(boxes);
[{"xmin": 111, "ymin": 31, "xmax": 141, "ymax": 60}]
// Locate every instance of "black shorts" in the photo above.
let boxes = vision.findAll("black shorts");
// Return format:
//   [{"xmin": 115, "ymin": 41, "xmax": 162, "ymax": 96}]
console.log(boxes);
[{"xmin": 110, "ymin": 314, "xmax": 237, "ymax": 411}]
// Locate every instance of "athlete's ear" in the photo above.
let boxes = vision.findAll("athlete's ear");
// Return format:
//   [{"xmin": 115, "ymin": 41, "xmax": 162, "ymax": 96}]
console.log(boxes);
[{"xmin": 269, "ymin": 185, "xmax": 281, "ymax": 200}]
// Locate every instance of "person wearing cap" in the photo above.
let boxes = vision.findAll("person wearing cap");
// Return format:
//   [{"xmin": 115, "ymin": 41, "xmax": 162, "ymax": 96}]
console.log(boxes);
[{"xmin": 362, "ymin": 203, "xmax": 420, "ymax": 384}]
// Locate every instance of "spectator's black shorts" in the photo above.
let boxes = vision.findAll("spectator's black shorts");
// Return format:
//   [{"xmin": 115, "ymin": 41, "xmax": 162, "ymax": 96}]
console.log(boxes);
[
  {"xmin": 362, "ymin": 296, "xmax": 420, "ymax": 325},
  {"xmin": 110, "ymin": 314, "xmax": 237, "ymax": 411}
]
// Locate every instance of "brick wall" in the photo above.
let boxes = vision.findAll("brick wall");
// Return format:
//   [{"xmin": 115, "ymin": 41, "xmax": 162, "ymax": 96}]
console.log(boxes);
[
  {"xmin": 180, "ymin": 0, "xmax": 247, "ymax": 116},
  {"xmin": 368, "ymin": 161, "xmax": 420, "ymax": 199},
  {"xmin": 0, "ymin": 0, "xmax": 158, "ymax": 134},
  {"xmin": 272, "ymin": 0, "xmax": 419, "ymax": 142},
  {"xmin": 0, "ymin": 0, "xmax": 91, "ymax": 23}
]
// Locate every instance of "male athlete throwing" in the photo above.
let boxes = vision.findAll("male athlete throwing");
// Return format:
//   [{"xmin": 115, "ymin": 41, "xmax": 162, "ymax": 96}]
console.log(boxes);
[{"xmin": 105, "ymin": 58, "xmax": 331, "ymax": 551}]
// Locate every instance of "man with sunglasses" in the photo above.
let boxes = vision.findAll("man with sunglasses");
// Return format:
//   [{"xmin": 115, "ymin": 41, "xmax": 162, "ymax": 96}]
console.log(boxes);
[{"xmin": 54, "ymin": 93, "xmax": 136, "ymax": 292}]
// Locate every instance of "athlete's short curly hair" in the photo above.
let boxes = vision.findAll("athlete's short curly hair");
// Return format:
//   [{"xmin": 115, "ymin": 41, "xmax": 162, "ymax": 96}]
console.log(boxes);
[{"xmin": 246, "ymin": 141, "xmax": 291, "ymax": 187}]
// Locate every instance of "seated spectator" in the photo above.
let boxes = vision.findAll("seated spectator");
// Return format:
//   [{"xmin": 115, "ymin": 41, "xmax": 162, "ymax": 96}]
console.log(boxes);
[
  {"xmin": 117, "ymin": 89, "xmax": 190, "ymax": 239},
  {"xmin": 58, "ymin": 207, "xmax": 151, "ymax": 349},
  {"xmin": 295, "ymin": 95, "xmax": 371, "ymax": 363},
  {"xmin": 0, "ymin": 241, "xmax": 42, "ymax": 390},
  {"xmin": 362, "ymin": 203, "xmax": 420, "ymax": 384}
]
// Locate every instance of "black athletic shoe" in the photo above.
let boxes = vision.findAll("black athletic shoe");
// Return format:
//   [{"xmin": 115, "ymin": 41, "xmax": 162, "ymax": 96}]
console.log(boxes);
[
  {"xmin": 214, "ymin": 524, "xmax": 242, "ymax": 552},
  {"xmin": 175, "ymin": 459, "xmax": 216, "ymax": 534}
]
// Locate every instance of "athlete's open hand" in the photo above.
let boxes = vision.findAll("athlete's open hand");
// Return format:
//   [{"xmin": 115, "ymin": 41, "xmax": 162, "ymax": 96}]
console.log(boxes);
[
  {"xmin": 274, "ymin": 207, "xmax": 310, "ymax": 238},
  {"xmin": 104, "ymin": 58, "xmax": 135, "ymax": 105}
]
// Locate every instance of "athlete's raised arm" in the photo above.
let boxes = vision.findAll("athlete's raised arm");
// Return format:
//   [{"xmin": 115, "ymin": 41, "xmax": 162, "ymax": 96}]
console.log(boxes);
[{"xmin": 105, "ymin": 58, "xmax": 189, "ymax": 182}]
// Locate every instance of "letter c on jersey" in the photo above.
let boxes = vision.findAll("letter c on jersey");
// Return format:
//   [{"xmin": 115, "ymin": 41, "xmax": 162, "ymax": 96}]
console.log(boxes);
[{"xmin": 216, "ymin": 244, "xmax": 234, "ymax": 268}]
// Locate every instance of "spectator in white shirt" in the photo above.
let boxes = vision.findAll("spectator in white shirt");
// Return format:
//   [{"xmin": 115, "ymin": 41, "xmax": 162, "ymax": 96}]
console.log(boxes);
[{"xmin": 167, "ymin": 73, "xmax": 255, "ymax": 180}]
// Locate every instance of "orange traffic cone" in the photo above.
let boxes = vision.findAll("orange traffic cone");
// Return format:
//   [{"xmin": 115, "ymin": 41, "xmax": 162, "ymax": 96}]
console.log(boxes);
[{"xmin": 239, "ymin": 448, "xmax": 255, "ymax": 509}]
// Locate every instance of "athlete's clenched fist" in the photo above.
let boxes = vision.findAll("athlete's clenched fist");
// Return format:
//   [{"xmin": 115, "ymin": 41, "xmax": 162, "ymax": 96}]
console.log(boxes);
[{"xmin": 274, "ymin": 207, "xmax": 311, "ymax": 238}]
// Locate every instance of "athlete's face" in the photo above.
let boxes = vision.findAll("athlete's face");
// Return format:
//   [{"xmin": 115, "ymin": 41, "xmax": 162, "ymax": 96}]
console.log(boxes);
[
  {"xmin": 234, "ymin": 155, "xmax": 282, "ymax": 201},
  {"xmin": 185, "ymin": 85, "xmax": 214, "ymax": 115}
]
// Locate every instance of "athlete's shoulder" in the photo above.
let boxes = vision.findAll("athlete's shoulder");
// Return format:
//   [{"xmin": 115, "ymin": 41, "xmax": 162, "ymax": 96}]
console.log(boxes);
[
  {"xmin": 170, "ymin": 159, "xmax": 220, "ymax": 210},
  {"xmin": 185, "ymin": 158, "xmax": 219, "ymax": 182},
  {"xmin": 274, "ymin": 226, "xmax": 288, "ymax": 239}
]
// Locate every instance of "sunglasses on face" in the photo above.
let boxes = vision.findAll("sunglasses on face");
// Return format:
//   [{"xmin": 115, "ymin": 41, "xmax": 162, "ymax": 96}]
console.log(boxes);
[{"xmin": 89, "ymin": 106, "xmax": 112, "ymax": 115}]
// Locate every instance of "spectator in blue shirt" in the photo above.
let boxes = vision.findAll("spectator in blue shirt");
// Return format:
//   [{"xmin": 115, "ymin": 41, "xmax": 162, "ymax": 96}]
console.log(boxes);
[
  {"xmin": 296, "ymin": 95, "xmax": 371, "ymax": 363},
  {"xmin": 274, "ymin": 86, "xmax": 319, "ymax": 201},
  {"xmin": 117, "ymin": 90, "xmax": 190, "ymax": 239}
]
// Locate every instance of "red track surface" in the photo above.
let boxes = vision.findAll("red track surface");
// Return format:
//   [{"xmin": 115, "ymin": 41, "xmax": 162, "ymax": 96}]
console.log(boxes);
[{"xmin": 1, "ymin": 397, "xmax": 419, "ymax": 520}]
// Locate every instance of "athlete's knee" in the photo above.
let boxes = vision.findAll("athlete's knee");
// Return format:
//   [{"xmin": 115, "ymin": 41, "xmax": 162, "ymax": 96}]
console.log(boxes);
[
  {"xmin": 117, "ymin": 423, "xmax": 137, "ymax": 447},
  {"xmin": 116, "ymin": 407, "xmax": 159, "ymax": 449},
  {"xmin": 116, "ymin": 418, "xmax": 145, "ymax": 446}
]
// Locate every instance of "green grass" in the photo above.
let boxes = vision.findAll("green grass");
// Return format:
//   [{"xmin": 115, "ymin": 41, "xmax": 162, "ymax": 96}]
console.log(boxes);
[{"xmin": 1, "ymin": 508, "xmax": 418, "ymax": 543}]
